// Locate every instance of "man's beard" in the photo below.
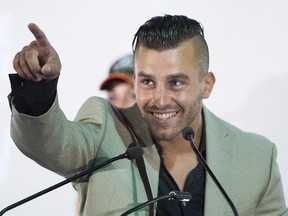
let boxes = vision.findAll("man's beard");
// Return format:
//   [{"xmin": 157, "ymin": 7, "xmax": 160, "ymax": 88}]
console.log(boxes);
[{"xmin": 143, "ymin": 94, "xmax": 202, "ymax": 142}]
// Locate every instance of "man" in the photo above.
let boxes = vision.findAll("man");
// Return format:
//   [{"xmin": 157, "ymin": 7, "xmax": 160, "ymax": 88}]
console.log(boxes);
[
  {"xmin": 99, "ymin": 54, "xmax": 136, "ymax": 108},
  {"xmin": 9, "ymin": 15, "xmax": 287, "ymax": 215}
]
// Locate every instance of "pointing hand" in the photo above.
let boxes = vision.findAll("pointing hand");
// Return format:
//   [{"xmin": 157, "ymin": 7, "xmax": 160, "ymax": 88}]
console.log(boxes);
[{"xmin": 13, "ymin": 23, "xmax": 61, "ymax": 81}]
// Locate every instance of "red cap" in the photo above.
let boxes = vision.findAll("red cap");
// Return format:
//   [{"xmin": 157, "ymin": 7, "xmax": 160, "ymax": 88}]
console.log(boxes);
[
  {"xmin": 99, "ymin": 54, "xmax": 134, "ymax": 90},
  {"xmin": 99, "ymin": 72, "xmax": 133, "ymax": 90}
]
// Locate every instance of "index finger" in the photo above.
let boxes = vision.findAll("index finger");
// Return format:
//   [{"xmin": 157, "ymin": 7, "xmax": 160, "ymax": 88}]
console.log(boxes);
[{"xmin": 28, "ymin": 23, "xmax": 51, "ymax": 48}]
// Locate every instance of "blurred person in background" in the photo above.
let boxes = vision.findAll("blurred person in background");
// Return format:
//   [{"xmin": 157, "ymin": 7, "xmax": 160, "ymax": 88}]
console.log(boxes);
[{"xmin": 99, "ymin": 54, "xmax": 135, "ymax": 108}]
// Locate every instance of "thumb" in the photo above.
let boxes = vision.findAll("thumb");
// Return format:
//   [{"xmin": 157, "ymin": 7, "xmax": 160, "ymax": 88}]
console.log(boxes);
[
  {"xmin": 41, "ymin": 64, "xmax": 52, "ymax": 75},
  {"xmin": 41, "ymin": 56, "xmax": 61, "ymax": 80}
]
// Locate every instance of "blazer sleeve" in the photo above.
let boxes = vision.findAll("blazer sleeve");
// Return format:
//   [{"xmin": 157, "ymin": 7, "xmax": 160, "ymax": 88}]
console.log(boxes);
[{"xmin": 10, "ymin": 95, "xmax": 109, "ymax": 178}]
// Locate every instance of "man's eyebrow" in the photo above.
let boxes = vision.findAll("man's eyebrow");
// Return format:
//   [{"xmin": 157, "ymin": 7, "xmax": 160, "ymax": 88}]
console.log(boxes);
[
  {"xmin": 137, "ymin": 71, "xmax": 153, "ymax": 78},
  {"xmin": 168, "ymin": 73, "xmax": 190, "ymax": 80},
  {"xmin": 137, "ymin": 71, "xmax": 189, "ymax": 78}
]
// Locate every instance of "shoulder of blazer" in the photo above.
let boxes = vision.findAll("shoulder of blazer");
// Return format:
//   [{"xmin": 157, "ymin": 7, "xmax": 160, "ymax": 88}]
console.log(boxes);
[{"xmin": 203, "ymin": 106, "xmax": 275, "ymax": 152}]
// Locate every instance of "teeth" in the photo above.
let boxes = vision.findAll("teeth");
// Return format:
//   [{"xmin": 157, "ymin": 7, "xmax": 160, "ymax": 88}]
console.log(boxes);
[{"xmin": 153, "ymin": 112, "xmax": 176, "ymax": 120}]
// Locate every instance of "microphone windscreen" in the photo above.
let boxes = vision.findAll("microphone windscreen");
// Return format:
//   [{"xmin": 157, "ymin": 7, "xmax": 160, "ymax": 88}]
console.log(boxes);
[
  {"xmin": 182, "ymin": 127, "xmax": 195, "ymax": 140},
  {"xmin": 126, "ymin": 146, "xmax": 144, "ymax": 160}
]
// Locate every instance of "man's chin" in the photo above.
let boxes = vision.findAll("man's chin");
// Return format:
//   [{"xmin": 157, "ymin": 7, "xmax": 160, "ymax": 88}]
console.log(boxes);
[{"xmin": 151, "ymin": 129, "xmax": 177, "ymax": 142}]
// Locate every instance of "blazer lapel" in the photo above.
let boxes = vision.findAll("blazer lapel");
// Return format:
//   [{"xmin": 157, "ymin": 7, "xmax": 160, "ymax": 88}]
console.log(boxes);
[{"xmin": 203, "ymin": 107, "xmax": 234, "ymax": 215}]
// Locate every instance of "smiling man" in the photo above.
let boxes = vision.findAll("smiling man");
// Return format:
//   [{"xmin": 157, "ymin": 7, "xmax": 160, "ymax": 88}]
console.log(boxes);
[{"xmin": 8, "ymin": 15, "xmax": 287, "ymax": 216}]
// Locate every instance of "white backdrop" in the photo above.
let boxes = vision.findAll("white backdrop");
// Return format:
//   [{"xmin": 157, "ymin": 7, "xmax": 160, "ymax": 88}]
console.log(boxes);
[{"xmin": 0, "ymin": 0, "xmax": 287, "ymax": 215}]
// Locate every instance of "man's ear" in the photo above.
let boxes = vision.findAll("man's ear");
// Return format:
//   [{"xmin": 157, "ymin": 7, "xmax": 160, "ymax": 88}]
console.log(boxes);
[{"xmin": 203, "ymin": 72, "xmax": 216, "ymax": 99}]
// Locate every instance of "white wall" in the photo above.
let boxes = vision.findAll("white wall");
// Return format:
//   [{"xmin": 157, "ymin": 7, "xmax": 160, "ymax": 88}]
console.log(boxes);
[{"xmin": 0, "ymin": 0, "xmax": 287, "ymax": 215}]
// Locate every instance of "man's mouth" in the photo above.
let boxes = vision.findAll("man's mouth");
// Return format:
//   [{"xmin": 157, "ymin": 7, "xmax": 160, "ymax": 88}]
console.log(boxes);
[{"xmin": 152, "ymin": 112, "xmax": 177, "ymax": 120}]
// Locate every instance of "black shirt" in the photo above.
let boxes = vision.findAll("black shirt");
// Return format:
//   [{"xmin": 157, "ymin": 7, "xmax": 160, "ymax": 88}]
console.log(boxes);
[{"xmin": 156, "ymin": 123, "xmax": 206, "ymax": 216}]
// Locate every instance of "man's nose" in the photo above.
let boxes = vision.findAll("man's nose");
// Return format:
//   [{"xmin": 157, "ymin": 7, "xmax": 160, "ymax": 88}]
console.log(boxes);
[{"xmin": 153, "ymin": 84, "xmax": 171, "ymax": 107}]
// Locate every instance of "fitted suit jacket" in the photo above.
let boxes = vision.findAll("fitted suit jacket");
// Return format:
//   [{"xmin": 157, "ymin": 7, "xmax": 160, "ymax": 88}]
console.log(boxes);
[{"xmin": 10, "ymin": 95, "xmax": 287, "ymax": 216}]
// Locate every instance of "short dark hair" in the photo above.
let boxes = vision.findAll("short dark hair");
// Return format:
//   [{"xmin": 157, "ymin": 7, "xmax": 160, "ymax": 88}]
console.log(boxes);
[{"xmin": 132, "ymin": 14, "xmax": 209, "ymax": 75}]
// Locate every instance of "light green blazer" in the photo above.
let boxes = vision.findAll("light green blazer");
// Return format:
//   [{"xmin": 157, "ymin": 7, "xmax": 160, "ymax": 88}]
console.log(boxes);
[{"xmin": 10, "ymin": 95, "xmax": 287, "ymax": 216}]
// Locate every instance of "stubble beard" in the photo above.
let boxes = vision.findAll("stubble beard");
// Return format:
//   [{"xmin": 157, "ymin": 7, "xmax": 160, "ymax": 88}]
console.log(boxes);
[{"xmin": 143, "ymin": 95, "xmax": 202, "ymax": 142}]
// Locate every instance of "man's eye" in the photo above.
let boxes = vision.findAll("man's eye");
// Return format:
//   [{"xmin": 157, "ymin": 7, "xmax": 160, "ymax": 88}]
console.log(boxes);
[
  {"xmin": 142, "ymin": 79, "xmax": 154, "ymax": 86},
  {"xmin": 171, "ymin": 80, "xmax": 182, "ymax": 86}
]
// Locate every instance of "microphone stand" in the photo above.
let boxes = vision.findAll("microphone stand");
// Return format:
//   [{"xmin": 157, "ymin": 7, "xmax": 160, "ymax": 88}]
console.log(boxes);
[
  {"xmin": 0, "ymin": 146, "xmax": 143, "ymax": 215},
  {"xmin": 121, "ymin": 191, "xmax": 192, "ymax": 216},
  {"xmin": 182, "ymin": 127, "xmax": 239, "ymax": 216}
]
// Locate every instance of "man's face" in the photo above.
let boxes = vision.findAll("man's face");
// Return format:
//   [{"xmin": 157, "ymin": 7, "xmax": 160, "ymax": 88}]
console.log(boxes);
[
  {"xmin": 107, "ymin": 81, "xmax": 135, "ymax": 108},
  {"xmin": 134, "ymin": 39, "xmax": 215, "ymax": 142}
]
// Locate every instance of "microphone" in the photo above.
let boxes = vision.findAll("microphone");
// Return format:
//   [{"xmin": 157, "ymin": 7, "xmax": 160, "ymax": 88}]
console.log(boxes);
[
  {"xmin": 0, "ymin": 146, "xmax": 144, "ymax": 215},
  {"xmin": 182, "ymin": 127, "xmax": 239, "ymax": 216},
  {"xmin": 121, "ymin": 191, "xmax": 192, "ymax": 216}
]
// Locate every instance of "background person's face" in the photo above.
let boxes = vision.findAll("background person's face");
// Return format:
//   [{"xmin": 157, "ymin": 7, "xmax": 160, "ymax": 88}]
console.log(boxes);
[{"xmin": 107, "ymin": 82, "xmax": 136, "ymax": 108}]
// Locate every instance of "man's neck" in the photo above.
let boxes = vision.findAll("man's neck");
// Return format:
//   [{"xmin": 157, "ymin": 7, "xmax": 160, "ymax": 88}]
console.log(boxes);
[{"xmin": 157, "ymin": 121, "xmax": 203, "ymax": 190}]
